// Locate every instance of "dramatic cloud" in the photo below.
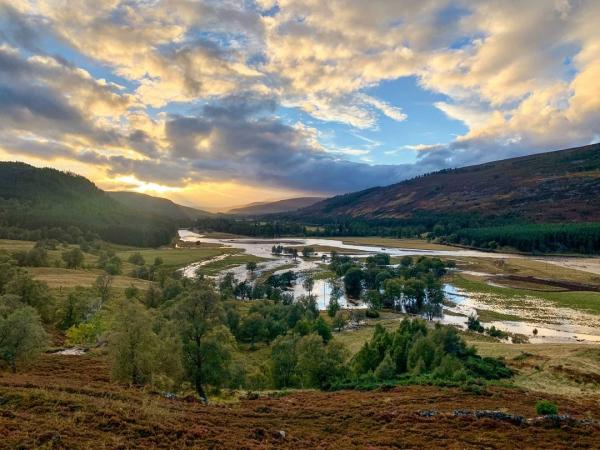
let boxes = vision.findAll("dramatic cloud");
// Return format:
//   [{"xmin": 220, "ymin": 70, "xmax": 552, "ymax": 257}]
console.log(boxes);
[{"xmin": 0, "ymin": 0, "xmax": 598, "ymax": 208}]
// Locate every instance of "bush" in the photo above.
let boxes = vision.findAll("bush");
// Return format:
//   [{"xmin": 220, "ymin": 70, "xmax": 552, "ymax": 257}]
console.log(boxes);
[
  {"xmin": 467, "ymin": 314, "xmax": 484, "ymax": 333},
  {"xmin": 365, "ymin": 309, "xmax": 380, "ymax": 318},
  {"xmin": 535, "ymin": 400, "xmax": 558, "ymax": 416}
]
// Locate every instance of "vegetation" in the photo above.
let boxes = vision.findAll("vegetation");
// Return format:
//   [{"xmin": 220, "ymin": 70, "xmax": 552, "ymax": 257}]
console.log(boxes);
[
  {"xmin": 0, "ymin": 162, "xmax": 178, "ymax": 247},
  {"xmin": 536, "ymin": 400, "xmax": 558, "ymax": 416}
]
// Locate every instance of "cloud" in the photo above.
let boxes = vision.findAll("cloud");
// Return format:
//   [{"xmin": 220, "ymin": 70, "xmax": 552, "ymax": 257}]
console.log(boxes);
[{"xmin": 0, "ymin": 0, "xmax": 598, "ymax": 204}]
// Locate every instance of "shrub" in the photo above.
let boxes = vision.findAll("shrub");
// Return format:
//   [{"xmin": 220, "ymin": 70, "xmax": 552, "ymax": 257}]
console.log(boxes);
[
  {"xmin": 467, "ymin": 314, "xmax": 484, "ymax": 333},
  {"xmin": 365, "ymin": 309, "xmax": 380, "ymax": 318},
  {"xmin": 535, "ymin": 400, "xmax": 558, "ymax": 416}
]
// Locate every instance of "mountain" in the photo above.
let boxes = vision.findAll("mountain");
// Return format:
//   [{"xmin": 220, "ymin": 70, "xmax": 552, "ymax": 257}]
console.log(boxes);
[
  {"xmin": 228, "ymin": 196, "xmax": 326, "ymax": 215},
  {"xmin": 299, "ymin": 143, "xmax": 600, "ymax": 223},
  {"xmin": 0, "ymin": 162, "xmax": 177, "ymax": 246},
  {"xmin": 108, "ymin": 191, "xmax": 212, "ymax": 221}
]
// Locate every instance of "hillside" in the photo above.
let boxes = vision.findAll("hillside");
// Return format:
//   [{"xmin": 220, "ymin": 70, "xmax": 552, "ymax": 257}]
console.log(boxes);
[
  {"xmin": 2, "ymin": 352, "xmax": 599, "ymax": 449},
  {"xmin": 108, "ymin": 191, "xmax": 212, "ymax": 221},
  {"xmin": 300, "ymin": 143, "xmax": 600, "ymax": 223},
  {"xmin": 228, "ymin": 196, "xmax": 326, "ymax": 215},
  {"xmin": 0, "ymin": 162, "xmax": 176, "ymax": 246}
]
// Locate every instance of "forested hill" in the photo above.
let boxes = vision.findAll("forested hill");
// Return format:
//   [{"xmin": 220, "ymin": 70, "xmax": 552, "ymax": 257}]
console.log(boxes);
[
  {"xmin": 108, "ymin": 191, "xmax": 212, "ymax": 221},
  {"xmin": 228, "ymin": 196, "xmax": 326, "ymax": 215},
  {"xmin": 0, "ymin": 162, "xmax": 177, "ymax": 246},
  {"xmin": 299, "ymin": 143, "xmax": 600, "ymax": 223}
]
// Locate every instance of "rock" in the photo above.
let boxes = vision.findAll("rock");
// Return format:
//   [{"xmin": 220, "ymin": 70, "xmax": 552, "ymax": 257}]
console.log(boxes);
[
  {"xmin": 272, "ymin": 430, "xmax": 286, "ymax": 440},
  {"xmin": 474, "ymin": 410, "xmax": 525, "ymax": 425}
]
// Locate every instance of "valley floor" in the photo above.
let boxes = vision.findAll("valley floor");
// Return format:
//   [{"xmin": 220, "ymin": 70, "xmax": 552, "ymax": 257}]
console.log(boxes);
[{"xmin": 1, "ymin": 352, "xmax": 600, "ymax": 449}]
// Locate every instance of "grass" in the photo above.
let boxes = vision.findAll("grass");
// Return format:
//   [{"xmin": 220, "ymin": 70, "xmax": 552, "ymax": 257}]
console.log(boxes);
[
  {"xmin": 450, "ymin": 256, "xmax": 600, "ymax": 285},
  {"xmin": 116, "ymin": 245, "xmax": 236, "ymax": 269},
  {"xmin": 469, "ymin": 340, "xmax": 600, "ymax": 396},
  {"xmin": 26, "ymin": 267, "xmax": 153, "ymax": 290},
  {"xmin": 339, "ymin": 236, "xmax": 460, "ymax": 251},
  {"xmin": 452, "ymin": 274, "xmax": 600, "ymax": 315}
]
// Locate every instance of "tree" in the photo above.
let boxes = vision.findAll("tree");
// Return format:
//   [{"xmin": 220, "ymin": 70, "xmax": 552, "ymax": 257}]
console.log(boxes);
[
  {"xmin": 62, "ymin": 248, "xmax": 84, "ymax": 269},
  {"xmin": 343, "ymin": 268, "xmax": 363, "ymax": 299},
  {"xmin": 296, "ymin": 334, "xmax": 348, "ymax": 389},
  {"xmin": 246, "ymin": 261, "xmax": 258, "ymax": 274},
  {"xmin": 270, "ymin": 334, "xmax": 299, "ymax": 388},
  {"xmin": 467, "ymin": 314, "xmax": 484, "ymax": 333},
  {"xmin": 144, "ymin": 284, "xmax": 163, "ymax": 308},
  {"xmin": 239, "ymin": 313, "xmax": 268, "ymax": 347},
  {"xmin": 332, "ymin": 310, "xmax": 348, "ymax": 332},
  {"xmin": 302, "ymin": 276, "xmax": 315, "ymax": 298},
  {"xmin": 313, "ymin": 316, "xmax": 332, "ymax": 343},
  {"xmin": 127, "ymin": 252, "xmax": 146, "ymax": 266},
  {"xmin": 4, "ymin": 272, "xmax": 54, "ymax": 321},
  {"xmin": 94, "ymin": 274, "xmax": 113, "ymax": 305},
  {"xmin": 375, "ymin": 352, "xmax": 396, "ymax": 380},
  {"xmin": 175, "ymin": 283, "xmax": 231, "ymax": 402},
  {"xmin": 108, "ymin": 300, "xmax": 158, "ymax": 386},
  {"xmin": 59, "ymin": 288, "xmax": 96, "ymax": 330},
  {"xmin": 327, "ymin": 297, "xmax": 340, "ymax": 318},
  {"xmin": 0, "ymin": 303, "xmax": 48, "ymax": 372},
  {"xmin": 363, "ymin": 289, "xmax": 382, "ymax": 311}
]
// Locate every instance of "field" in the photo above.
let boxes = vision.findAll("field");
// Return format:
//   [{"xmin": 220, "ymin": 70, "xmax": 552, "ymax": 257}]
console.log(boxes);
[
  {"xmin": 340, "ymin": 236, "xmax": 459, "ymax": 251},
  {"xmin": 1, "ymin": 352, "xmax": 599, "ymax": 449},
  {"xmin": 116, "ymin": 245, "xmax": 237, "ymax": 269}
]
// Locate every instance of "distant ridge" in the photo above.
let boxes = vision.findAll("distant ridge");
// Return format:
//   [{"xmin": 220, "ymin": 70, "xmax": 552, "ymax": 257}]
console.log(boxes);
[
  {"xmin": 228, "ymin": 196, "xmax": 326, "ymax": 215},
  {"xmin": 298, "ymin": 143, "xmax": 600, "ymax": 223},
  {"xmin": 108, "ymin": 191, "xmax": 212, "ymax": 221}
]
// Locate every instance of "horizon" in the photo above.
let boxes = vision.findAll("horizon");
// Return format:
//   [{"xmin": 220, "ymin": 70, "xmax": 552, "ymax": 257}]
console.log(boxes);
[{"xmin": 1, "ymin": 1, "xmax": 599, "ymax": 209}]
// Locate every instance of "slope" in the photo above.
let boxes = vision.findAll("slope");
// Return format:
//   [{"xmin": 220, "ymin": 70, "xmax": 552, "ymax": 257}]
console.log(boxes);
[
  {"xmin": 229, "ymin": 196, "xmax": 326, "ymax": 215},
  {"xmin": 301, "ymin": 143, "xmax": 600, "ymax": 223},
  {"xmin": 0, "ymin": 162, "xmax": 176, "ymax": 246},
  {"xmin": 108, "ymin": 191, "xmax": 212, "ymax": 221}
]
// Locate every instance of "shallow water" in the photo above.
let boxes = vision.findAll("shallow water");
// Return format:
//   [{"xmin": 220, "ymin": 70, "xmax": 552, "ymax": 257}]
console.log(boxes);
[{"xmin": 179, "ymin": 229, "xmax": 600, "ymax": 344}]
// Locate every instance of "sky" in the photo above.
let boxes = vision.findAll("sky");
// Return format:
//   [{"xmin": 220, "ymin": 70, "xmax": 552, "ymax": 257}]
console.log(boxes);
[{"xmin": 0, "ymin": 1, "xmax": 598, "ymax": 211}]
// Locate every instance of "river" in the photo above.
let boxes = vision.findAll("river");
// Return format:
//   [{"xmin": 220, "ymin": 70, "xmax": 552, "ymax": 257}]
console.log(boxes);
[{"xmin": 178, "ymin": 230, "xmax": 600, "ymax": 344}]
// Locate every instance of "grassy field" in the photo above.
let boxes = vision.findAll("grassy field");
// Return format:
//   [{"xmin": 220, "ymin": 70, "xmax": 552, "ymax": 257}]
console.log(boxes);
[
  {"xmin": 116, "ymin": 245, "xmax": 237, "ymax": 269},
  {"xmin": 26, "ymin": 267, "xmax": 153, "ymax": 291},
  {"xmin": 452, "ymin": 274, "xmax": 600, "ymax": 315},
  {"xmin": 450, "ymin": 256, "xmax": 600, "ymax": 285},
  {"xmin": 339, "ymin": 237, "xmax": 460, "ymax": 251}
]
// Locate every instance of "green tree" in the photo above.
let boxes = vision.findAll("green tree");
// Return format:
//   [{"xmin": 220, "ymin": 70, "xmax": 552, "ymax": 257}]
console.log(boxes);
[
  {"xmin": 246, "ymin": 261, "xmax": 258, "ymax": 274},
  {"xmin": 302, "ymin": 276, "xmax": 315, "ymax": 298},
  {"xmin": 175, "ymin": 283, "xmax": 232, "ymax": 402},
  {"xmin": 296, "ymin": 334, "xmax": 348, "ymax": 389},
  {"xmin": 332, "ymin": 310, "xmax": 348, "ymax": 332},
  {"xmin": 108, "ymin": 300, "xmax": 158, "ymax": 385},
  {"xmin": 327, "ymin": 297, "xmax": 340, "ymax": 318},
  {"xmin": 313, "ymin": 316, "xmax": 332, "ymax": 343},
  {"xmin": 62, "ymin": 248, "xmax": 84, "ymax": 269},
  {"xmin": 270, "ymin": 334, "xmax": 299, "ymax": 388},
  {"xmin": 59, "ymin": 288, "xmax": 96, "ymax": 330},
  {"xmin": 343, "ymin": 268, "xmax": 363, "ymax": 299},
  {"xmin": 4, "ymin": 272, "xmax": 54, "ymax": 321},
  {"xmin": 0, "ymin": 303, "xmax": 48, "ymax": 372},
  {"xmin": 374, "ymin": 352, "xmax": 396, "ymax": 380},
  {"xmin": 128, "ymin": 252, "xmax": 146, "ymax": 266}
]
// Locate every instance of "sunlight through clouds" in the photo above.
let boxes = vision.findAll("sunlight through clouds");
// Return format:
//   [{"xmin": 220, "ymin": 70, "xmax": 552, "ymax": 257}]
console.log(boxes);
[{"xmin": 0, "ymin": 0, "xmax": 598, "ymax": 208}]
